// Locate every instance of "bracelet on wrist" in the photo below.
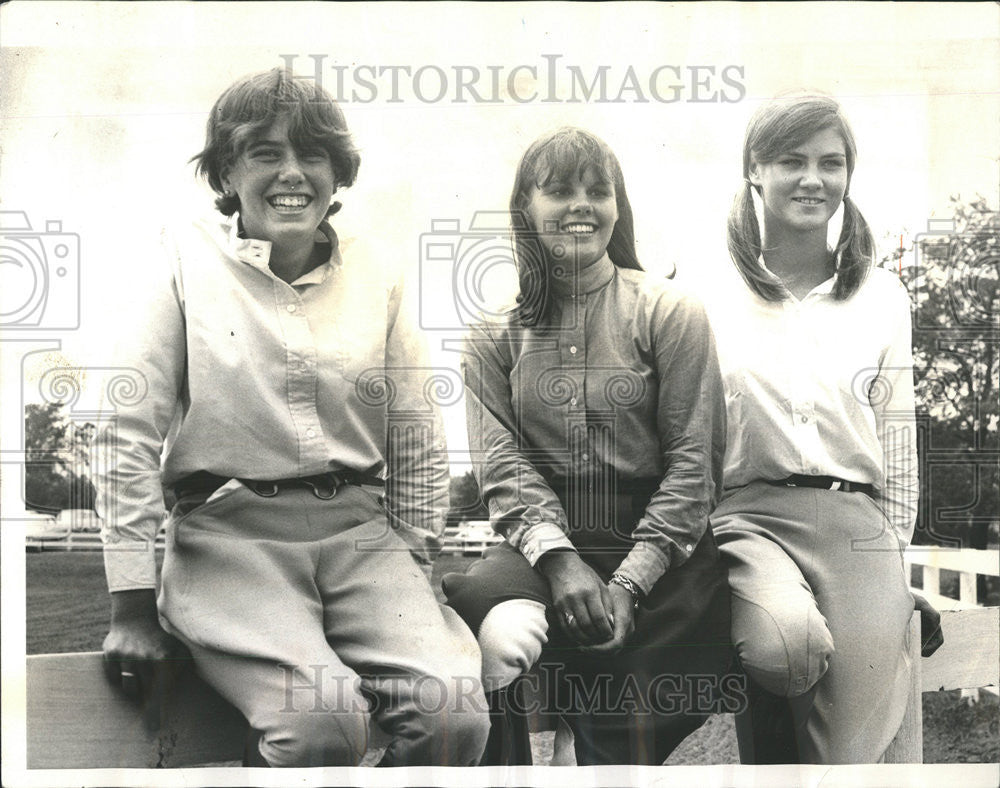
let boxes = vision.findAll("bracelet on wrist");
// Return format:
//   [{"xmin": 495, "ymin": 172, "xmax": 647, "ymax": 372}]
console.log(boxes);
[{"xmin": 609, "ymin": 573, "xmax": 641, "ymax": 609}]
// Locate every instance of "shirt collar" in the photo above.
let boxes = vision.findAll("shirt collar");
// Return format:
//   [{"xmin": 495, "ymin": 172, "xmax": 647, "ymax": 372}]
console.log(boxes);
[
  {"xmin": 756, "ymin": 254, "xmax": 836, "ymax": 300},
  {"xmin": 226, "ymin": 214, "xmax": 342, "ymax": 285},
  {"xmin": 549, "ymin": 253, "xmax": 615, "ymax": 297},
  {"xmin": 809, "ymin": 276, "xmax": 836, "ymax": 296}
]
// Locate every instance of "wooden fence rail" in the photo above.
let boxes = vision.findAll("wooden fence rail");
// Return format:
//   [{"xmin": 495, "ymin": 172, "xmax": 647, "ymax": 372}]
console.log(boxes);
[{"xmin": 904, "ymin": 546, "xmax": 999, "ymax": 701}]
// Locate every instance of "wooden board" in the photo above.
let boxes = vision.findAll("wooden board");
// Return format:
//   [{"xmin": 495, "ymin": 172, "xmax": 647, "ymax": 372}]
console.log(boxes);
[
  {"xmin": 921, "ymin": 607, "xmax": 1000, "ymax": 693},
  {"xmin": 26, "ymin": 652, "xmax": 400, "ymax": 768},
  {"xmin": 27, "ymin": 652, "xmax": 247, "ymax": 768}
]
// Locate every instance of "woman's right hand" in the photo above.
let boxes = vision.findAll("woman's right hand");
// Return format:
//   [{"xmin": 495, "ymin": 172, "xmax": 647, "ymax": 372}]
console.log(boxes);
[
  {"xmin": 537, "ymin": 550, "xmax": 615, "ymax": 645},
  {"xmin": 103, "ymin": 589, "xmax": 191, "ymax": 729}
]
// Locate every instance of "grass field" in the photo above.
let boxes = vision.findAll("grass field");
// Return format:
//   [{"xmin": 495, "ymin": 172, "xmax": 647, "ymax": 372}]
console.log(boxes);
[{"xmin": 25, "ymin": 550, "xmax": 1000, "ymax": 764}]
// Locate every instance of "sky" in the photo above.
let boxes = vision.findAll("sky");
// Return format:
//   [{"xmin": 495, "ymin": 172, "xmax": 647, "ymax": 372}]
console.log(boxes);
[{"xmin": 1, "ymin": 3, "xmax": 999, "ymax": 785}]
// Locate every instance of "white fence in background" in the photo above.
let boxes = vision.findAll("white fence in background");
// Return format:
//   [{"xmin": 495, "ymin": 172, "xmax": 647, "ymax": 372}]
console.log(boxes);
[
  {"xmin": 905, "ymin": 545, "xmax": 1000, "ymax": 610},
  {"xmin": 26, "ymin": 531, "xmax": 166, "ymax": 552},
  {"xmin": 27, "ymin": 523, "xmax": 492, "ymax": 554}
]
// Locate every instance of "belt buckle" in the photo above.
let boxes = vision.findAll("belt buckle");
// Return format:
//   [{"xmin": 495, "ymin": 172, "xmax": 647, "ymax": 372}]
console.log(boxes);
[{"xmin": 304, "ymin": 474, "xmax": 339, "ymax": 500}]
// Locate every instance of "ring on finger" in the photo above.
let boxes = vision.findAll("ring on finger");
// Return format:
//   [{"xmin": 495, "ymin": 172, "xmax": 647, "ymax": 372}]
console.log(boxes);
[{"xmin": 120, "ymin": 667, "xmax": 141, "ymax": 698}]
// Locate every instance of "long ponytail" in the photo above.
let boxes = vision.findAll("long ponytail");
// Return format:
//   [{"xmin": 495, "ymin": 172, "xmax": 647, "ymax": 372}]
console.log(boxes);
[
  {"xmin": 830, "ymin": 194, "xmax": 875, "ymax": 299},
  {"xmin": 726, "ymin": 180, "xmax": 784, "ymax": 302}
]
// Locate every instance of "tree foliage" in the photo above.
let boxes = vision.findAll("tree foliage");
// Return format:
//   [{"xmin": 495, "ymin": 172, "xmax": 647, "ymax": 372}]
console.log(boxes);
[
  {"xmin": 895, "ymin": 195, "xmax": 999, "ymax": 547},
  {"xmin": 24, "ymin": 403, "xmax": 96, "ymax": 513},
  {"xmin": 446, "ymin": 470, "xmax": 488, "ymax": 528}
]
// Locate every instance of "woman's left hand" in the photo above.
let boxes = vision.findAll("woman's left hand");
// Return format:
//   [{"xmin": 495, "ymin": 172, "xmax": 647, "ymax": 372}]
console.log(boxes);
[{"xmin": 581, "ymin": 583, "xmax": 636, "ymax": 654}]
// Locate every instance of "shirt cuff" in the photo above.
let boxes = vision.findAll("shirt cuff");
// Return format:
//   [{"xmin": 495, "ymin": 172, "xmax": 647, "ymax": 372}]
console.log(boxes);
[
  {"xmin": 517, "ymin": 522, "xmax": 576, "ymax": 567},
  {"xmin": 616, "ymin": 542, "xmax": 670, "ymax": 596},
  {"xmin": 103, "ymin": 541, "xmax": 158, "ymax": 592}
]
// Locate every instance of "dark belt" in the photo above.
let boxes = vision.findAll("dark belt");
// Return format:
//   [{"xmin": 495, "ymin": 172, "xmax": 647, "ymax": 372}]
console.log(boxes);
[
  {"xmin": 768, "ymin": 474, "xmax": 874, "ymax": 496},
  {"xmin": 173, "ymin": 470, "xmax": 384, "ymax": 501}
]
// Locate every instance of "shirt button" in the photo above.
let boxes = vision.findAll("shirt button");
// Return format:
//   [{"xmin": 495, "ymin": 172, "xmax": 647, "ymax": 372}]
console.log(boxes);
[
  {"xmin": 581, "ymin": 453, "xmax": 589, "ymax": 461},
  {"xmin": 569, "ymin": 346, "xmax": 578, "ymax": 354},
  {"xmin": 305, "ymin": 428, "xmax": 316, "ymax": 438},
  {"xmin": 286, "ymin": 304, "xmax": 297, "ymax": 313},
  {"xmin": 685, "ymin": 544, "xmax": 694, "ymax": 552},
  {"xmin": 800, "ymin": 415, "xmax": 809, "ymax": 424},
  {"xmin": 570, "ymin": 397, "xmax": 578, "ymax": 406},
  {"xmin": 810, "ymin": 467, "xmax": 819, "ymax": 474}
]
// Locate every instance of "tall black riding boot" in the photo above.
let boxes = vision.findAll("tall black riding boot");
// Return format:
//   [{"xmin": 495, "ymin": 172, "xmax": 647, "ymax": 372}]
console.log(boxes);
[
  {"xmin": 479, "ymin": 679, "xmax": 533, "ymax": 766},
  {"xmin": 733, "ymin": 677, "xmax": 800, "ymax": 764},
  {"xmin": 242, "ymin": 727, "xmax": 270, "ymax": 767}
]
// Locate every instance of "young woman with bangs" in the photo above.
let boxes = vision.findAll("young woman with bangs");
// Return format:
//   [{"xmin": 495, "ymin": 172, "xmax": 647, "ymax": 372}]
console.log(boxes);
[
  {"xmin": 443, "ymin": 127, "xmax": 733, "ymax": 765},
  {"xmin": 95, "ymin": 67, "xmax": 488, "ymax": 768}
]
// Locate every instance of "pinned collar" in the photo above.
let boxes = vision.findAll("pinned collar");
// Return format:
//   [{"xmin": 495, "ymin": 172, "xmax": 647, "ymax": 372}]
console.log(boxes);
[
  {"xmin": 549, "ymin": 253, "xmax": 615, "ymax": 297},
  {"xmin": 226, "ymin": 214, "xmax": 342, "ymax": 284}
]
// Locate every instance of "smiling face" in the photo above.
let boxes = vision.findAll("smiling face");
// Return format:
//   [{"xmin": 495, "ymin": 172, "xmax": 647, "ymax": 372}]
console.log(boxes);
[
  {"xmin": 221, "ymin": 115, "xmax": 335, "ymax": 247},
  {"xmin": 749, "ymin": 126, "xmax": 848, "ymax": 236},
  {"xmin": 524, "ymin": 165, "xmax": 618, "ymax": 271}
]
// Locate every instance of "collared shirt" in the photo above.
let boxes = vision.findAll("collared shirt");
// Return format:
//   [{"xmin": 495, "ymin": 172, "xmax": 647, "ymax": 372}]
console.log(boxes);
[
  {"xmin": 706, "ymin": 265, "xmax": 918, "ymax": 547},
  {"xmin": 462, "ymin": 255, "xmax": 726, "ymax": 595},
  {"xmin": 95, "ymin": 212, "xmax": 449, "ymax": 592}
]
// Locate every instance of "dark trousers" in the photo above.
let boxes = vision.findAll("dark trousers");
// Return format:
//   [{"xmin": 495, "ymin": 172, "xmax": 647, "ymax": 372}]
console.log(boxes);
[{"xmin": 444, "ymin": 476, "xmax": 734, "ymax": 765}]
